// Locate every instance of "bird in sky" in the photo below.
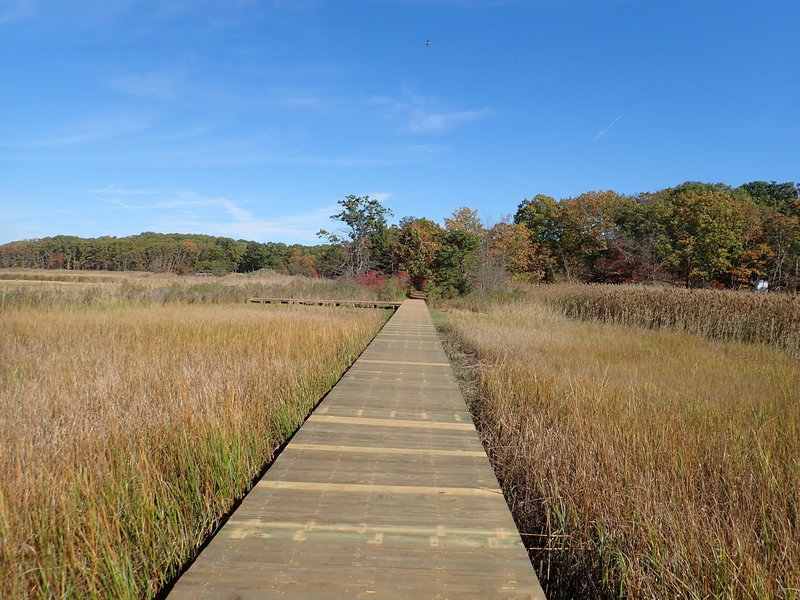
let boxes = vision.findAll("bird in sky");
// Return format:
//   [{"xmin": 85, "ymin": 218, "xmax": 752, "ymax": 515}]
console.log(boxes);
[{"xmin": 426, "ymin": 40, "xmax": 431, "ymax": 47}]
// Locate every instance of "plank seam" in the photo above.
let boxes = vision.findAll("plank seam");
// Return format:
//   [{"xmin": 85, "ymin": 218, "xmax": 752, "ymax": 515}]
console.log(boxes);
[{"xmin": 258, "ymin": 480, "xmax": 504, "ymax": 497}]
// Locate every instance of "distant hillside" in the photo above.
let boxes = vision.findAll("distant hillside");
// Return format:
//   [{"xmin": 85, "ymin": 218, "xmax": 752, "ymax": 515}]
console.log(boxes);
[
  {"xmin": 0, "ymin": 232, "xmax": 340, "ymax": 277},
  {"xmin": 3, "ymin": 180, "xmax": 799, "ymax": 291}
]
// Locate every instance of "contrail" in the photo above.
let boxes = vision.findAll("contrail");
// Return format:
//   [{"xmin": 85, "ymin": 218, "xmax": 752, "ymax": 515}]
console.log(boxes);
[{"xmin": 594, "ymin": 114, "xmax": 623, "ymax": 140}]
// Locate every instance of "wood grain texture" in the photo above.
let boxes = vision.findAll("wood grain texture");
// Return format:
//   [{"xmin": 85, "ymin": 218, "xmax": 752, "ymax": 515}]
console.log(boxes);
[{"xmin": 168, "ymin": 299, "xmax": 545, "ymax": 600}]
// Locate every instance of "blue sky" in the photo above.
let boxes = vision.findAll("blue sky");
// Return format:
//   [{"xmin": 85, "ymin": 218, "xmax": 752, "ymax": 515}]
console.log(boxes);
[{"xmin": 1, "ymin": 0, "xmax": 798, "ymax": 244}]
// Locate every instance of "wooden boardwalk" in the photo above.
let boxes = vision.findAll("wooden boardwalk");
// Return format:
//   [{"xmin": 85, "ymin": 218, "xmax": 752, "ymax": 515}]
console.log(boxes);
[
  {"xmin": 249, "ymin": 298, "xmax": 401, "ymax": 310},
  {"xmin": 168, "ymin": 299, "xmax": 545, "ymax": 599}
]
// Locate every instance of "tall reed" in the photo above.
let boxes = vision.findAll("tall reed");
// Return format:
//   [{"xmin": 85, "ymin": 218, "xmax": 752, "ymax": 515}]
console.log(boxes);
[
  {"xmin": 0, "ymin": 268, "xmax": 406, "ymax": 309},
  {"xmin": 0, "ymin": 303, "xmax": 387, "ymax": 598},
  {"xmin": 530, "ymin": 284, "xmax": 800, "ymax": 357},
  {"xmin": 437, "ymin": 299, "xmax": 800, "ymax": 599}
]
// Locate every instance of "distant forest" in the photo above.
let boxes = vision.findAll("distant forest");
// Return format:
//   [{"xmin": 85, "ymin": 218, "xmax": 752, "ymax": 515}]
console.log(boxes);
[{"xmin": 3, "ymin": 180, "xmax": 799, "ymax": 293}]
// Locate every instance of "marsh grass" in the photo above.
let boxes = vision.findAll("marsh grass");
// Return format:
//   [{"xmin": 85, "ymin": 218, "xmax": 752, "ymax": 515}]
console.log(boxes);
[
  {"xmin": 0, "ymin": 302, "xmax": 387, "ymax": 598},
  {"xmin": 528, "ymin": 284, "xmax": 800, "ymax": 358},
  {"xmin": 0, "ymin": 268, "xmax": 405, "ymax": 309},
  {"xmin": 436, "ymin": 299, "xmax": 800, "ymax": 599}
]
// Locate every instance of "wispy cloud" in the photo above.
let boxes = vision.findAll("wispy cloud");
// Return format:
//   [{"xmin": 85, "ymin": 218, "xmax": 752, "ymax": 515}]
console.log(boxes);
[
  {"xmin": 163, "ymin": 205, "xmax": 337, "ymax": 243},
  {"xmin": 371, "ymin": 90, "xmax": 489, "ymax": 133},
  {"xmin": 369, "ymin": 0, "xmax": 520, "ymax": 6},
  {"xmin": 256, "ymin": 82, "xmax": 343, "ymax": 112},
  {"xmin": 594, "ymin": 114, "xmax": 623, "ymax": 140},
  {"xmin": 367, "ymin": 192, "xmax": 392, "ymax": 203},
  {"xmin": 0, "ymin": 0, "xmax": 268, "ymax": 32},
  {"xmin": 374, "ymin": 0, "xmax": 644, "ymax": 6},
  {"xmin": 409, "ymin": 108, "xmax": 489, "ymax": 132},
  {"xmin": 99, "ymin": 146, "xmax": 396, "ymax": 168},
  {"xmin": 106, "ymin": 70, "xmax": 182, "ymax": 101},
  {"xmin": 91, "ymin": 189, "xmax": 252, "ymax": 221},
  {"xmin": 91, "ymin": 185, "xmax": 162, "ymax": 208},
  {"xmin": 88, "ymin": 186, "xmax": 337, "ymax": 243},
  {"xmin": 0, "ymin": 0, "xmax": 36, "ymax": 24},
  {"xmin": 2, "ymin": 114, "xmax": 152, "ymax": 148},
  {"xmin": 275, "ymin": 94, "xmax": 334, "ymax": 109}
]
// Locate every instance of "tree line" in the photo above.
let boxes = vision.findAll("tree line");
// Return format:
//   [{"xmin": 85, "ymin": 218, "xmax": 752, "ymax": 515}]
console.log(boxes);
[
  {"xmin": 2, "ymin": 181, "xmax": 798, "ymax": 294},
  {"xmin": 316, "ymin": 182, "xmax": 800, "ymax": 294},
  {"xmin": 0, "ymin": 232, "xmax": 340, "ymax": 277}
]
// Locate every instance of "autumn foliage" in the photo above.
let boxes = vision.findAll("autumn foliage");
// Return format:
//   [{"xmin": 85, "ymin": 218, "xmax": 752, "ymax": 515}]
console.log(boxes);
[{"xmin": 2, "ymin": 181, "xmax": 799, "ymax": 293}]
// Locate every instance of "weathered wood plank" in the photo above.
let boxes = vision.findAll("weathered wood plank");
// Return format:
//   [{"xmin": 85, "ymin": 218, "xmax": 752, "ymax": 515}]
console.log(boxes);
[{"xmin": 168, "ymin": 299, "xmax": 545, "ymax": 600}]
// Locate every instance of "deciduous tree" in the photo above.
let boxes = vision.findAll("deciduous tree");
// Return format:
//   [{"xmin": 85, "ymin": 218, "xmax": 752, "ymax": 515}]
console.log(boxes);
[
  {"xmin": 444, "ymin": 206, "xmax": 484, "ymax": 236},
  {"xmin": 653, "ymin": 183, "xmax": 746, "ymax": 287},
  {"xmin": 396, "ymin": 217, "xmax": 443, "ymax": 291},
  {"xmin": 318, "ymin": 195, "xmax": 393, "ymax": 277}
]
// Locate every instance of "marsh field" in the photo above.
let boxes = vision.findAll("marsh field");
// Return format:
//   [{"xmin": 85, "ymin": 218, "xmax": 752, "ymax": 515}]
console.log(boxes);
[
  {"xmin": 0, "ymin": 270, "xmax": 391, "ymax": 598},
  {"xmin": 2, "ymin": 269, "xmax": 799, "ymax": 599},
  {"xmin": 434, "ymin": 286, "xmax": 800, "ymax": 599}
]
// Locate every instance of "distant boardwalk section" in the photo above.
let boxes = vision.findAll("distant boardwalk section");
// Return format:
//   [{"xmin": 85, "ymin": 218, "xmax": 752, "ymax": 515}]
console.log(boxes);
[
  {"xmin": 249, "ymin": 297, "xmax": 401, "ymax": 309},
  {"xmin": 169, "ymin": 299, "xmax": 545, "ymax": 599}
]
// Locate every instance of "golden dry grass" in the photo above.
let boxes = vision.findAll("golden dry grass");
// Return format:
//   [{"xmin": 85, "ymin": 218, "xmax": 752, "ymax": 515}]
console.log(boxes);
[
  {"xmin": 436, "ymin": 299, "xmax": 800, "ymax": 599},
  {"xmin": 0, "ymin": 301, "xmax": 387, "ymax": 598},
  {"xmin": 0, "ymin": 269, "xmax": 149, "ymax": 283},
  {"xmin": 529, "ymin": 284, "xmax": 800, "ymax": 357},
  {"xmin": 0, "ymin": 268, "xmax": 406, "ymax": 308}
]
